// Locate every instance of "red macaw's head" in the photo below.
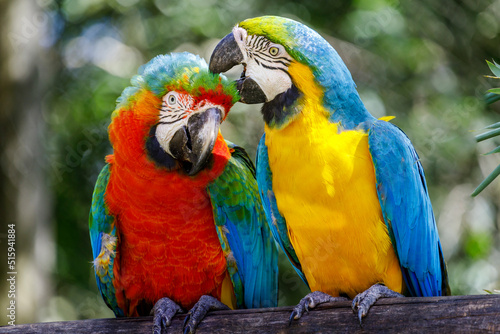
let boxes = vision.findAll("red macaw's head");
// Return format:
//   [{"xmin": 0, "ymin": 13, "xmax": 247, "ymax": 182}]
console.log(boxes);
[{"xmin": 109, "ymin": 52, "xmax": 239, "ymax": 176}]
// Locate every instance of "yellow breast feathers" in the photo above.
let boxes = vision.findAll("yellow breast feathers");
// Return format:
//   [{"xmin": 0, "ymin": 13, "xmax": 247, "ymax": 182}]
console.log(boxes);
[{"xmin": 264, "ymin": 62, "xmax": 403, "ymax": 298}]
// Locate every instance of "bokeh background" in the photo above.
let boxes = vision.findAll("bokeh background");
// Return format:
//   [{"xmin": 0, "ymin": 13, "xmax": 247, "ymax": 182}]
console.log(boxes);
[{"xmin": 1, "ymin": 0, "xmax": 500, "ymax": 325}]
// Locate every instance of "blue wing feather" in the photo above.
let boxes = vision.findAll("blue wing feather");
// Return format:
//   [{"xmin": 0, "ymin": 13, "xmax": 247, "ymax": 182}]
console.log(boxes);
[
  {"xmin": 367, "ymin": 120, "xmax": 450, "ymax": 297},
  {"xmin": 256, "ymin": 134, "xmax": 309, "ymax": 286},
  {"xmin": 89, "ymin": 164, "xmax": 124, "ymax": 316},
  {"xmin": 208, "ymin": 141, "xmax": 278, "ymax": 308}
]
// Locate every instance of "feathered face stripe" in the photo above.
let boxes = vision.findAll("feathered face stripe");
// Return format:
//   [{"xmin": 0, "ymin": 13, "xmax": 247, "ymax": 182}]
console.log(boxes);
[
  {"xmin": 244, "ymin": 34, "xmax": 292, "ymax": 72},
  {"xmin": 157, "ymin": 92, "xmax": 194, "ymax": 126},
  {"xmin": 230, "ymin": 26, "xmax": 294, "ymax": 103}
]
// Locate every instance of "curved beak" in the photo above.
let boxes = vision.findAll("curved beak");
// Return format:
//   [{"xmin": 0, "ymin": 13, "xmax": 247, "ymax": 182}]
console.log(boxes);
[
  {"xmin": 209, "ymin": 32, "xmax": 267, "ymax": 104},
  {"xmin": 209, "ymin": 32, "xmax": 244, "ymax": 73},
  {"xmin": 169, "ymin": 107, "xmax": 222, "ymax": 176}
]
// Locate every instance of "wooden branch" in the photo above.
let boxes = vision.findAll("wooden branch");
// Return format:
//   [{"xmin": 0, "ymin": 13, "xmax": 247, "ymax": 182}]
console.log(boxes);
[{"xmin": 1, "ymin": 295, "xmax": 499, "ymax": 333}]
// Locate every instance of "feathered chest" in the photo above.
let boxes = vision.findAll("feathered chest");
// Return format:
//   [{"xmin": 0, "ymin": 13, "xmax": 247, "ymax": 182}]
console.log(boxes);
[
  {"xmin": 265, "ymin": 106, "xmax": 377, "ymax": 208},
  {"xmin": 102, "ymin": 126, "xmax": 230, "ymax": 312},
  {"xmin": 264, "ymin": 105, "xmax": 401, "ymax": 297}
]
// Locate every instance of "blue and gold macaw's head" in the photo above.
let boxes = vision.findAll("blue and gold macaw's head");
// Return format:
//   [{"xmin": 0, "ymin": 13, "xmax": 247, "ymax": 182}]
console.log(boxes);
[{"xmin": 210, "ymin": 16, "xmax": 371, "ymax": 130}]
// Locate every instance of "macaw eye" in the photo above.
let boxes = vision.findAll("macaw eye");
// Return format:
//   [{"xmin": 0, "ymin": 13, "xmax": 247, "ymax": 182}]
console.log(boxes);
[
  {"xmin": 167, "ymin": 94, "xmax": 177, "ymax": 106},
  {"xmin": 269, "ymin": 47, "xmax": 279, "ymax": 56}
]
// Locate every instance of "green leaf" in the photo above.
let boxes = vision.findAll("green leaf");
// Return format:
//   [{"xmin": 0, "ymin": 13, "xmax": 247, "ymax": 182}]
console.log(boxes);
[
  {"xmin": 487, "ymin": 60, "xmax": 500, "ymax": 78},
  {"xmin": 484, "ymin": 289, "xmax": 500, "ymax": 294},
  {"xmin": 484, "ymin": 146, "xmax": 500, "ymax": 155},
  {"xmin": 475, "ymin": 127, "xmax": 500, "ymax": 142},
  {"xmin": 486, "ymin": 92, "xmax": 500, "ymax": 105},
  {"xmin": 472, "ymin": 164, "xmax": 500, "ymax": 196},
  {"xmin": 483, "ymin": 121, "xmax": 500, "ymax": 130},
  {"xmin": 488, "ymin": 88, "xmax": 500, "ymax": 95}
]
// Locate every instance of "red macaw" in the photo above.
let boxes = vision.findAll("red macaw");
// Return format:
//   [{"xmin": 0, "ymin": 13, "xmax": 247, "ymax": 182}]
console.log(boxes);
[{"xmin": 89, "ymin": 52, "xmax": 278, "ymax": 333}]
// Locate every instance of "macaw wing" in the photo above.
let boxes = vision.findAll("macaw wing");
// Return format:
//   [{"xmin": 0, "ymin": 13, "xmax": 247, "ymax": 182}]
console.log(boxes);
[
  {"xmin": 367, "ymin": 120, "xmax": 450, "ymax": 297},
  {"xmin": 89, "ymin": 163, "xmax": 124, "ymax": 316},
  {"xmin": 208, "ymin": 141, "xmax": 278, "ymax": 308},
  {"xmin": 255, "ymin": 134, "xmax": 308, "ymax": 286}
]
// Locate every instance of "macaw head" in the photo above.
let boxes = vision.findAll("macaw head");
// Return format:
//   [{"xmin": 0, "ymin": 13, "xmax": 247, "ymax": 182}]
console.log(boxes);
[
  {"xmin": 209, "ymin": 16, "xmax": 367, "ymax": 129},
  {"xmin": 111, "ymin": 52, "xmax": 238, "ymax": 176}
]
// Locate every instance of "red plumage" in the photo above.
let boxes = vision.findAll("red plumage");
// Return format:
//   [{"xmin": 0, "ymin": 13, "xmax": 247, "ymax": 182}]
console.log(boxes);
[{"xmin": 105, "ymin": 89, "xmax": 231, "ymax": 315}]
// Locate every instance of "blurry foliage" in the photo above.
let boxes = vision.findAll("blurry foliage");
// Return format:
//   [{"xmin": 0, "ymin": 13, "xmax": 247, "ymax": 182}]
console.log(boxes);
[
  {"xmin": 13, "ymin": 0, "xmax": 500, "ymax": 321},
  {"xmin": 464, "ymin": 231, "xmax": 493, "ymax": 260},
  {"xmin": 472, "ymin": 60, "xmax": 500, "ymax": 196}
]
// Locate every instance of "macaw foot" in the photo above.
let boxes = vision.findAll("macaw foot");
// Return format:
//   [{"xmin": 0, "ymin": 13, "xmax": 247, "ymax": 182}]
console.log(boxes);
[
  {"xmin": 152, "ymin": 297, "xmax": 184, "ymax": 334},
  {"xmin": 183, "ymin": 295, "xmax": 230, "ymax": 334},
  {"xmin": 352, "ymin": 284, "xmax": 404, "ymax": 325},
  {"xmin": 289, "ymin": 291, "xmax": 348, "ymax": 326}
]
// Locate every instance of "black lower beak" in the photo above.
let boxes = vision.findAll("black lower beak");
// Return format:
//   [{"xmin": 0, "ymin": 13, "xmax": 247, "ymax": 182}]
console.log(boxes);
[
  {"xmin": 236, "ymin": 76, "xmax": 267, "ymax": 104},
  {"xmin": 210, "ymin": 32, "xmax": 267, "ymax": 104},
  {"xmin": 169, "ymin": 108, "xmax": 222, "ymax": 176}
]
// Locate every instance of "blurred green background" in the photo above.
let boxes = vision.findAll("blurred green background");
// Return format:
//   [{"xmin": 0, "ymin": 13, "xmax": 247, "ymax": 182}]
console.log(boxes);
[{"xmin": 1, "ymin": 0, "xmax": 500, "ymax": 325}]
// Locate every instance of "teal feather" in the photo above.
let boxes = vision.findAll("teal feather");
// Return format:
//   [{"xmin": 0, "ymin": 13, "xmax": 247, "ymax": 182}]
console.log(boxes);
[{"xmin": 208, "ymin": 140, "xmax": 279, "ymax": 308}]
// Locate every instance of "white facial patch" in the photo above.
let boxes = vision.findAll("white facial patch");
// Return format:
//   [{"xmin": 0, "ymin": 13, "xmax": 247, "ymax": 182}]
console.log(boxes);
[
  {"xmin": 155, "ymin": 92, "xmax": 193, "ymax": 156},
  {"xmin": 232, "ymin": 26, "xmax": 293, "ymax": 102},
  {"xmin": 155, "ymin": 92, "xmax": 225, "ymax": 156},
  {"xmin": 245, "ymin": 60, "xmax": 292, "ymax": 102},
  {"xmin": 155, "ymin": 119, "xmax": 187, "ymax": 157}
]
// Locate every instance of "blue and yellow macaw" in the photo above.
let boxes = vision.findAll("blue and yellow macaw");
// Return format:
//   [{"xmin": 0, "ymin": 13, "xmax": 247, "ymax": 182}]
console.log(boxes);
[
  {"xmin": 89, "ymin": 52, "xmax": 278, "ymax": 333},
  {"xmin": 210, "ymin": 16, "xmax": 450, "ymax": 323}
]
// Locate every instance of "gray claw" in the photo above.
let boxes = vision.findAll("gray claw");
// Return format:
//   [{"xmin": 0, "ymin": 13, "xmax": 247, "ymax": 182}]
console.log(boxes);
[
  {"xmin": 183, "ymin": 295, "xmax": 230, "ymax": 334},
  {"xmin": 289, "ymin": 291, "xmax": 348, "ymax": 325},
  {"xmin": 152, "ymin": 297, "xmax": 183, "ymax": 334},
  {"xmin": 351, "ymin": 284, "xmax": 404, "ymax": 325}
]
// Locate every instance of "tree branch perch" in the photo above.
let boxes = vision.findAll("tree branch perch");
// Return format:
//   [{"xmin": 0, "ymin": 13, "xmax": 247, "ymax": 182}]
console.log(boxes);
[{"xmin": 1, "ymin": 295, "xmax": 499, "ymax": 333}]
